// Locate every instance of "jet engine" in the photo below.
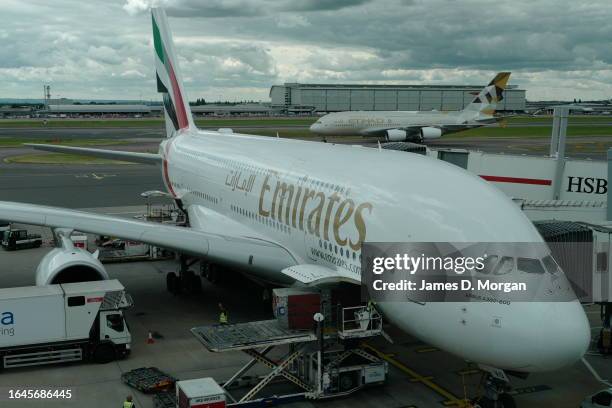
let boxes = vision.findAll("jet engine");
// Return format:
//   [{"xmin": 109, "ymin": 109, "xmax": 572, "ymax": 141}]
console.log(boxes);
[
  {"xmin": 420, "ymin": 127, "xmax": 442, "ymax": 140},
  {"xmin": 35, "ymin": 231, "xmax": 108, "ymax": 285},
  {"xmin": 384, "ymin": 129, "xmax": 408, "ymax": 142}
]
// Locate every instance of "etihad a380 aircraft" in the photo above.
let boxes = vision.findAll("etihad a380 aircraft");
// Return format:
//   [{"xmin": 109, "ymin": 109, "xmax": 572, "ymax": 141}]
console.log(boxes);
[
  {"xmin": 0, "ymin": 9, "xmax": 589, "ymax": 402},
  {"xmin": 309, "ymin": 72, "xmax": 511, "ymax": 142}
]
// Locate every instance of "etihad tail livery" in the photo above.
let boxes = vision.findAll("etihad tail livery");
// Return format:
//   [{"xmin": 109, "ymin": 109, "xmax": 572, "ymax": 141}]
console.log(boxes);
[
  {"xmin": 310, "ymin": 72, "xmax": 511, "ymax": 142},
  {"xmin": 0, "ymin": 9, "xmax": 588, "ymax": 399}
]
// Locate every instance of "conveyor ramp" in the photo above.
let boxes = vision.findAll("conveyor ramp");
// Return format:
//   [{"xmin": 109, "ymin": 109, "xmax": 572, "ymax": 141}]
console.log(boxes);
[{"xmin": 191, "ymin": 320, "xmax": 317, "ymax": 352}]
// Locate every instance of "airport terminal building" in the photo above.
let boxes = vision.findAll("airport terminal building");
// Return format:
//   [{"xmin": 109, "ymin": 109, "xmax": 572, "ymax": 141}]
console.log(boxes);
[{"xmin": 270, "ymin": 83, "xmax": 526, "ymax": 113}]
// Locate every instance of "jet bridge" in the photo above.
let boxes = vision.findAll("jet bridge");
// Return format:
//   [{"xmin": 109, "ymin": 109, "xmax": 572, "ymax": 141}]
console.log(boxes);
[
  {"xmin": 190, "ymin": 305, "xmax": 387, "ymax": 406},
  {"xmin": 534, "ymin": 220, "xmax": 612, "ymax": 354},
  {"xmin": 420, "ymin": 109, "xmax": 609, "ymax": 223}
]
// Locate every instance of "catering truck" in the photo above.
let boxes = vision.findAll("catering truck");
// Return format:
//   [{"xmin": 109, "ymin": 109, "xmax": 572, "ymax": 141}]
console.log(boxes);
[{"xmin": 0, "ymin": 279, "xmax": 132, "ymax": 369}]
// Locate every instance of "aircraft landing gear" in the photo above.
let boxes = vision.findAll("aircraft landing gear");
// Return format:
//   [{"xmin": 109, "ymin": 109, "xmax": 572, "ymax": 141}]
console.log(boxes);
[
  {"xmin": 201, "ymin": 261, "xmax": 229, "ymax": 285},
  {"xmin": 473, "ymin": 370, "xmax": 516, "ymax": 408},
  {"xmin": 166, "ymin": 255, "xmax": 202, "ymax": 294}
]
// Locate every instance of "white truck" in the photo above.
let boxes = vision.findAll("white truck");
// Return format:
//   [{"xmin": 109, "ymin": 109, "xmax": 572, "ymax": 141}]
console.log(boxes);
[{"xmin": 0, "ymin": 279, "xmax": 132, "ymax": 369}]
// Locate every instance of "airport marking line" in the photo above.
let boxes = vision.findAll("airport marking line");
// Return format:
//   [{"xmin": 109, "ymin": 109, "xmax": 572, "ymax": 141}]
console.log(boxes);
[
  {"xmin": 507, "ymin": 384, "xmax": 551, "ymax": 396},
  {"xmin": 416, "ymin": 347, "xmax": 439, "ymax": 353},
  {"xmin": 361, "ymin": 343, "xmax": 470, "ymax": 407},
  {"xmin": 456, "ymin": 369, "xmax": 480, "ymax": 376},
  {"xmin": 479, "ymin": 175, "xmax": 552, "ymax": 186},
  {"xmin": 75, "ymin": 173, "xmax": 117, "ymax": 180}
]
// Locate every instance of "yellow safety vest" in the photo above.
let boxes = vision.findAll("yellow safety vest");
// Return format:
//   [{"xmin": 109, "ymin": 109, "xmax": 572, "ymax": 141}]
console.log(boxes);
[
  {"xmin": 219, "ymin": 311, "xmax": 228, "ymax": 324},
  {"xmin": 123, "ymin": 401, "xmax": 134, "ymax": 408}
]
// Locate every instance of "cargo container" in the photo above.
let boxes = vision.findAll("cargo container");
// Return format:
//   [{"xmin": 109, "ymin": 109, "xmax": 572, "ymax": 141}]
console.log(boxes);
[
  {"xmin": 272, "ymin": 288, "xmax": 320, "ymax": 330},
  {"xmin": 176, "ymin": 378, "xmax": 226, "ymax": 408}
]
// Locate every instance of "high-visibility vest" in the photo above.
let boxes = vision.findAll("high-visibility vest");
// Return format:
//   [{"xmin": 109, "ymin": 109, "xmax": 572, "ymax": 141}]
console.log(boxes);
[
  {"xmin": 219, "ymin": 311, "xmax": 228, "ymax": 324},
  {"xmin": 123, "ymin": 401, "xmax": 134, "ymax": 408},
  {"xmin": 367, "ymin": 300, "xmax": 376, "ymax": 311}
]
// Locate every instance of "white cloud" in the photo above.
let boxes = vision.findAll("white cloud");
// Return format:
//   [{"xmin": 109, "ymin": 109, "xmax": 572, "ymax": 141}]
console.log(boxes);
[{"xmin": 0, "ymin": 0, "xmax": 610, "ymax": 101}]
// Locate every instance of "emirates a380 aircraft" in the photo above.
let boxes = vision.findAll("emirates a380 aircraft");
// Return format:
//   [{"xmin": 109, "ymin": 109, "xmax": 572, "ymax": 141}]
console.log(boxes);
[{"xmin": 0, "ymin": 9, "xmax": 589, "ymax": 404}]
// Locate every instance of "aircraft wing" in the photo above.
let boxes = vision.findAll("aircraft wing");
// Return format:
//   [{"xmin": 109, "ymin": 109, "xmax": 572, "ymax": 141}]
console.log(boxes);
[
  {"xmin": 24, "ymin": 143, "xmax": 161, "ymax": 165},
  {"xmin": 0, "ymin": 201, "xmax": 299, "ymax": 270},
  {"xmin": 359, "ymin": 126, "xmax": 423, "ymax": 137}
]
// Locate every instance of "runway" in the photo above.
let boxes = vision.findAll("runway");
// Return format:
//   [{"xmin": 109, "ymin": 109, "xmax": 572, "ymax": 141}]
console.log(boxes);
[
  {"xmin": 0, "ymin": 144, "xmax": 164, "ymax": 208},
  {"xmin": 0, "ymin": 127, "xmax": 609, "ymax": 208}
]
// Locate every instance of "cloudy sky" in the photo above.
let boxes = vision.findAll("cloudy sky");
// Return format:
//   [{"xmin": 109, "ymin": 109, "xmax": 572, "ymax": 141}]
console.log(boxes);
[{"xmin": 2, "ymin": 0, "xmax": 611, "ymax": 102}]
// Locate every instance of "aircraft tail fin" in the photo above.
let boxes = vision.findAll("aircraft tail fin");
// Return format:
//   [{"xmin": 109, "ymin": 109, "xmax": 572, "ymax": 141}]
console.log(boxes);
[
  {"xmin": 151, "ymin": 8, "xmax": 195, "ymax": 137},
  {"xmin": 461, "ymin": 72, "xmax": 511, "ymax": 119}
]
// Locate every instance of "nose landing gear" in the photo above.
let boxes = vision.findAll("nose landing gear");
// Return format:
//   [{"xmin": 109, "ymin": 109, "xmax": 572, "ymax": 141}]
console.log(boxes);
[{"xmin": 472, "ymin": 368, "xmax": 516, "ymax": 408}]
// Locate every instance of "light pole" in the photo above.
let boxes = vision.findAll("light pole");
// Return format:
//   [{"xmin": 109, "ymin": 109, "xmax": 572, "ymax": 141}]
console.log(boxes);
[{"xmin": 313, "ymin": 312, "xmax": 325, "ymax": 395}]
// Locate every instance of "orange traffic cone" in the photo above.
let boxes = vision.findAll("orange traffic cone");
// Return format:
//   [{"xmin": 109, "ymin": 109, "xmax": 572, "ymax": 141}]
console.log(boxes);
[{"xmin": 146, "ymin": 331, "xmax": 155, "ymax": 344}]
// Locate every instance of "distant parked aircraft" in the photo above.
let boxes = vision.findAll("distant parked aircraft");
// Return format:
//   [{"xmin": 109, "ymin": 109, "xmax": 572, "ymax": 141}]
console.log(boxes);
[{"xmin": 310, "ymin": 72, "xmax": 511, "ymax": 142}]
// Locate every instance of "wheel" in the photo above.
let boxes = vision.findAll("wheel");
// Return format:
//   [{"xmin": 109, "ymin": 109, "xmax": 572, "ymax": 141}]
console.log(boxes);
[
  {"xmin": 200, "ymin": 261, "xmax": 210, "ymax": 277},
  {"xmin": 498, "ymin": 393, "xmax": 516, "ymax": 408},
  {"xmin": 181, "ymin": 270, "xmax": 195, "ymax": 293},
  {"xmin": 93, "ymin": 342, "xmax": 116, "ymax": 364},
  {"xmin": 339, "ymin": 373, "xmax": 356, "ymax": 391},
  {"xmin": 190, "ymin": 274, "xmax": 202, "ymax": 294},
  {"xmin": 166, "ymin": 272, "xmax": 177, "ymax": 293},
  {"xmin": 208, "ymin": 264, "xmax": 220, "ymax": 284}
]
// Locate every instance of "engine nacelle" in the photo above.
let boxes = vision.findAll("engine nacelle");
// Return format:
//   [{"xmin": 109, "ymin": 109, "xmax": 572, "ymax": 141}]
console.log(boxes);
[
  {"xmin": 420, "ymin": 126, "xmax": 443, "ymax": 140},
  {"xmin": 36, "ymin": 246, "xmax": 108, "ymax": 286},
  {"xmin": 385, "ymin": 129, "xmax": 408, "ymax": 142}
]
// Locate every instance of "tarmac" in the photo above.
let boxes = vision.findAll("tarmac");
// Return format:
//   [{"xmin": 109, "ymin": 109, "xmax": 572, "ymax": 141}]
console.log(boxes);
[
  {"xmin": 0, "ymin": 124, "xmax": 610, "ymax": 407},
  {"xmin": 0, "ymin": 144, "xmax": 164, "ymax": 208},
  {"xmin": 0, "ymin": 210, "xmax": 609, "ymax": 408}
]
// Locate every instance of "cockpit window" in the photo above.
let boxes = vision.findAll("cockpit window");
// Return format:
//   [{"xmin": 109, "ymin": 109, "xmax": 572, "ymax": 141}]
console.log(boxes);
[
  {"xmin": 542, "ymin": 255, "xmax": 559, "ymax": 274},
  {"xmin": 517, "ymin": 258, "xmax": 545, "ymax": 274},
  {"xmin": 493, "ymin": 256, "xmax": 513, "ymax": 275},
  {"xmin": 478, "ymin": 255, "xmax": 499, "ymax": 274}
]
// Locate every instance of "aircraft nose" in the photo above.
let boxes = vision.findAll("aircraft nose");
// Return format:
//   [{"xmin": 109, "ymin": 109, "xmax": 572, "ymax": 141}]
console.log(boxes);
[
  {"xmin": 530, "ymin": 301, "xmax": 590, "ymax": 371},
  {"xmin": 310, "ymin": 122, "xmax": 322, "ymax": 133}
]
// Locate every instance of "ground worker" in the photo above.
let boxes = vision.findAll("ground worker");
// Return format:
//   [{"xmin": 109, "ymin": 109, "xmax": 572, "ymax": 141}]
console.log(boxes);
[
  {"xmin": 365, "ymin": 299, "xmax": 379, "ymax": 330},
  {"xmin": 123, "ymin": 395, "xmax": 135, "ymax": 408},
  {"xmin": 218, "ymin": 302, "xmax": 229, "ymax": 325}
]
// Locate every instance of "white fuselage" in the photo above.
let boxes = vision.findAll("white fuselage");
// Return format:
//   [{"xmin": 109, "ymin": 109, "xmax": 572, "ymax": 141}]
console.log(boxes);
[
  {"xmin": 310, "ymin": 110, "xmax": 467, "ymax": 136},
  {"xmin": 161, "ymin": 128, "xmax": 589, "ymax": 373}
]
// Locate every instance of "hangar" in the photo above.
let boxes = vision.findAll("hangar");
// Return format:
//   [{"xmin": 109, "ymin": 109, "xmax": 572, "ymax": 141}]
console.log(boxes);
[{"xmin": 270, "ymin": 82, "xmax": 526, "ymax": 113}]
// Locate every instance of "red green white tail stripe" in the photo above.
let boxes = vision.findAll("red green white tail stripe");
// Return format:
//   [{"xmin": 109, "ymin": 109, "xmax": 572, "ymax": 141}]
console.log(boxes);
[{"xmin": 151, "ymin": 8, "xmax": 193, "ymax": 134}]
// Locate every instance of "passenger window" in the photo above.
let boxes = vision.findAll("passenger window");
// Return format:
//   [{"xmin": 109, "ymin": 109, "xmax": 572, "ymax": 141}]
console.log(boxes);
[
  {"xmin": 479, "ymin": 255, "xmax": 499, "ymax": 274},
  {"xmin": 493, "ymin": 257, "xmax": 514, "ymax": 275},
  {"xmin": 517, "ymin": 258, "xmax": 545, "ymax": 274},
  {"xmin": 542, "ymin": 255, "xmax": 560, "ymax": 274},
  {"xmin": 106, "ymin": 314, "xmax": 124, "ymax": 332},
  {"xmin": 67, "ymin": 296, "xmax": 85, "ymax": 307}
]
